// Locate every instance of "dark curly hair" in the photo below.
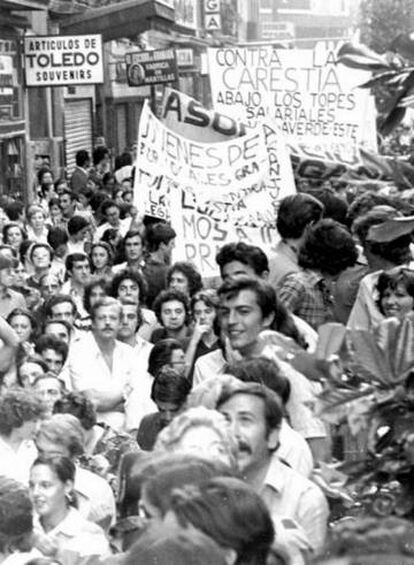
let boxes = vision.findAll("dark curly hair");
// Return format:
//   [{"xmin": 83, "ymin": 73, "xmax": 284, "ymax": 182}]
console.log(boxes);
[
  {"xmin": 167, "ymin": 262, "xmax": 203, "ymax": 297},
  {"xmin": 83, "ymin": 278, "xmax": 108, "ymax": 314},
  {"xmin": 276, "ymin": 193, "xmax": 324, "ymax": 239},
  {"xmin": 215, "ymin": 242, "xmax": 269, "ymax": 277},
  {"xmin": 53, "ymin": 390, "xmax": 97, "ymax": 431},
  {"xmin": 0, "ymin": 389, "xmax": 45, "ymax": 436},
  {"xmin": 153, "ymin": 288, "xmax": 191, "ymax": 326},
  {"xmin": 110, "ymin": 268, "xmax": 148, "ymax": 305},
  {"xmin": 298, "ymin": 219, "xmax": 358, "ymax": 276}
]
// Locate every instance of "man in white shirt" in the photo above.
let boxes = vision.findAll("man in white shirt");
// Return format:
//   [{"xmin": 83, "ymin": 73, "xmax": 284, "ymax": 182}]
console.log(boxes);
[
  {"xmin": 117, "ymin": 300, "xmax": 156, "ymax": 431},
  {"xmin": 64, "ymin": 297, "xmax": 136, "ymax": 430},
  {"xmin": 217, "ymin": 382, "xmax": 328, "ymax": 554},
  {"xmin": 61, "ymin": 253, "xmax": 91, "ymax": 321}
]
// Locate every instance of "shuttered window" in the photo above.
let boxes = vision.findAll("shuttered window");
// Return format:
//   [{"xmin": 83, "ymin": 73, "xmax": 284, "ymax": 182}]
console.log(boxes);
[{"xmin": 64, "ymin": 99, "xmax": 93, "ymax": 175}]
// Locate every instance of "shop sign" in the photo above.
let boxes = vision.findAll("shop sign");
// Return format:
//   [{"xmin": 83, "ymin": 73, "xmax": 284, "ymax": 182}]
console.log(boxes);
[
  {"xmin": 176, "ymin": 48, "xmax": 194, "ymax": 67},
  {"xmin": 23, "ymin": 34, "xmax": 104, "ymax": 86},
  {"xmin": 204, "ymin": 0, "xmax": 221, "ymax": 31},
  {"xmin": 125, "ymin": 49, "xmax": 177, "ymax": 86},
  {"xmin": 0, "ymin": 40, "xmax": 17, "ymax": 55}
]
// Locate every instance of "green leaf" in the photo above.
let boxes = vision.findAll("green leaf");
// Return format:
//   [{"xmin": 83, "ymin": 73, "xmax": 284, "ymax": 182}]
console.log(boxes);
[{"xmin": 350, "ymin": 330, "xmax": 394, "ymax": 385}]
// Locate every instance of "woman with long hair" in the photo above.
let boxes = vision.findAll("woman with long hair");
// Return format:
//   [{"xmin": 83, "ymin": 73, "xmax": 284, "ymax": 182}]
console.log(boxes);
[{"xmin": 89, "ymin": 242, "xmax": 113, "ymax": 280}]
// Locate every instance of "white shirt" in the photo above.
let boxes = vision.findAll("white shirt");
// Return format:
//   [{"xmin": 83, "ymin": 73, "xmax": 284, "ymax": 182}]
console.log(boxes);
[
  {"xmin": 64, "ymin": 331, "xmax": 136, "ymax": 430},
  {"xmin": 0, "ymin": 437, "xmax": 37, "ymax": 485},
  {"xmin": 278, "ymin": 420, "xmax": 314, "ymax": 478},
  {"xmin": 34, "ymin": 507, "xmax": 110, "ymax": 559},
  {"xmin": 75, "ymin": 466, "xmax": 116, "ymax": 531},
  {"xmin": 261, "ymin": 456, "xmax": 329, "ymax": 553},
  {"xmin": 124, "ymin": 335, "xmax": 157, "ymax": 431},
  {"xmin": 193, "ymin": 347, "xmax": 326, "ymax": 439}
]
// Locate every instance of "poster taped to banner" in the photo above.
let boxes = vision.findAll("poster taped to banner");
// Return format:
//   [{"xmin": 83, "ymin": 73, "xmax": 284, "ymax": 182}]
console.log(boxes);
[
  {"xmin": 207, "ymin": 44, "xmax": 377, "ymax": 149},
  {"xmin": 135, "ymin": 101, "xmax": 295, "ymax": 276}
]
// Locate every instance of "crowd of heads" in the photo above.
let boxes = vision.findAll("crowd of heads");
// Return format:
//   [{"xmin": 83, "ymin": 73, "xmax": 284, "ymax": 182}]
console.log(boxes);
[{"xmin": 0, "ymin": 145, "xmax": 414, "ymax": 565}]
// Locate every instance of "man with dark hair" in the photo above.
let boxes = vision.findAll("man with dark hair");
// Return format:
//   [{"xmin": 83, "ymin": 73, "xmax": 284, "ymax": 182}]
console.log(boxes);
[
  {"xmin": 95, "ymin": 199, "xmax": 133, "ymax": 241},
  {"xmin": 217, "ymin": 381, "xmax": 328, "ymax": 553},
  {"xmin": 137, "ymin": 367, "xmax": 191, "ymax": 450},
  {"xmin": 113, "ymin": 230, "xmax": 144, "ymax": 274},
  {"xmin": 61, "ymin": 253, "xmax": 92, "ymax": 320},
  {"xmin": 268, "ymin": 193, "xmax": 324, "ymax": 289},
  {"xmin": 70, "ymin": 149, "xmax": 90, "ymax": 193},
  {"xmin": 45, "ymin": 294, "xmax": 78, "ymax": 326},
  {"xmin": 151, "ymin": 288, "xmax": 191, "ymax": 348},
  {"xmin": 143, "ymin": 222, "xmax": 177, "ymax": 308},
  {"xmin": 90, "ymin": 145, "xmax": 110, "ymax": 184},
  {"xmin": 227, "ymin": 357, "xmax": 314, "ymax": 477},
  {"xmin": 35, "ymin": 334, "xmax": 68, "ymax": 375},
  {"xmin": 278, "ymin": 219, "xmax": 358, "ymax": 330},
  {"xmin": 59, "ymin": 188, "xmax": 77, "ymax": 223},
  {"xmin": 215, "ymin": 242, "xmax": 269, "ymax": 281}
]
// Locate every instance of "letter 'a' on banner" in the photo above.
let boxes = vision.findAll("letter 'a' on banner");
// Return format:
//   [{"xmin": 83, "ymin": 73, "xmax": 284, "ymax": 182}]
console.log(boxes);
[{"xmin": 134, "ymin": 95, "xmax": 296, "ymax": 278}]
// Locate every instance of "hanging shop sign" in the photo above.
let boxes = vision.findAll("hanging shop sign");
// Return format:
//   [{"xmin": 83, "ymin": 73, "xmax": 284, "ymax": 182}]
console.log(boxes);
[
  {"xmin": 23, "ymin": 34, "xmax": 104, "ymax": 87},
  {"xmin": 125, "ymin": 48, "xmax": 178, "ymax": 86}
]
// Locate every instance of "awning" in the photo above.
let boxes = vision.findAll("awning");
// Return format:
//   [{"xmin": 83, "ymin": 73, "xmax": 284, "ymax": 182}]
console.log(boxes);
[
  {"xmin": 59, "ymin": 0, "xmax": 175, "ymax": 42},
  {"xmin": 0, "ymin": 0, "xmax": 48, "ymax": 10}
]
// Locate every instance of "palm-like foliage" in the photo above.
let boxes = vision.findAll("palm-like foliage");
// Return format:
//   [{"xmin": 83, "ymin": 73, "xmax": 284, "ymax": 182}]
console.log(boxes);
[
  {"xmin": 319, "ymin": 315, "xmax": 414, "ymax": 517},
  {"xmin": 337, "ymin": 36, "xmax": 414, "ymax": 135}
]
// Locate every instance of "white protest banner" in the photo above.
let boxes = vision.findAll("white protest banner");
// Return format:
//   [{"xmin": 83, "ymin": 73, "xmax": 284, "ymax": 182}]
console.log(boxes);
[
  {"xmin": 24, "ymin": 35, "xmax": 103, "ymax": 86},
  {"xmin": 135, "ymin": 101, "xmax": 295, "ymax": 276},
  {"xmin": 207, "ymin": 43, "xmax": 377, "ymax": 148}
]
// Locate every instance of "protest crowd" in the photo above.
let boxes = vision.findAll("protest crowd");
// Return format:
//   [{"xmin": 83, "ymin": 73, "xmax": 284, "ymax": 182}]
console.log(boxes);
[{"xmin": 2, "ymin": 107, "xmax": 414, "ymax": 565}]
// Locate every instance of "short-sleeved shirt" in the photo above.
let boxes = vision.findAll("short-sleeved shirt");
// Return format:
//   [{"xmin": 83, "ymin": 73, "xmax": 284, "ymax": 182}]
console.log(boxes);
[{"xmin": 261, "ymin": 456, "xmax": 329, "ymax": 552}]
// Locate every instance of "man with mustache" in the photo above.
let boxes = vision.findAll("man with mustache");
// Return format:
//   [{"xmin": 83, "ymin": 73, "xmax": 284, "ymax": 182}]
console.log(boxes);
[
  {"xmin": 217, "ymin": 381, "xmax": 328, "ymax": 555},
  {"xmin": 63, "ymin": 297, "xmax": 136, "ymax": 431}
]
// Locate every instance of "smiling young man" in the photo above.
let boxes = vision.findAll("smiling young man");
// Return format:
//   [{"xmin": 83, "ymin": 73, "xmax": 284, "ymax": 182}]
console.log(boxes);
[
  {"xmin": 217, "ymin": 381, "xmax": 328, "ymax": 554},
  {"xmin": 193, "ymin": 277, "xmax": 274, "ymax": 384}
]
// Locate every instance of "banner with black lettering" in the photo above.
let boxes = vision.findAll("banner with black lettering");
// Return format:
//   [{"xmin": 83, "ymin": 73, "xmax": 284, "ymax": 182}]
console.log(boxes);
[
  {"xmin": 207, "ymin": 43, "xmax": 377, "ymax": 150},
  {"xmin": 135, "ymin": 101, "xmax": 295, "ymax": 276}
]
